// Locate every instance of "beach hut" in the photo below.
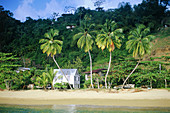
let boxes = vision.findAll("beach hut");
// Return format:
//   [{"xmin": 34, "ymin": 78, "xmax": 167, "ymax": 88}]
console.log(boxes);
[
  {"xmin": 53, "ymin": 69, "xmax": 80, "ymax": 89},
  {"xmin": 16, "ymin": 67, "xmax": 30, "ymax": 73},
  {"xmin": 83, "ymin": 68, "xmax": 107, "ymax": 80}
]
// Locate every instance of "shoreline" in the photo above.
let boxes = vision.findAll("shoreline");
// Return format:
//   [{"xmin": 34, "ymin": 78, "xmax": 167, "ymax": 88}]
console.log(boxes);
[
  {"xmin": 0, "ymin": 89, "xmax": 170, "ymax": 107},
  {"xmin": 0, "ymin": 98, "xmax": 170, "ymax": 107}
]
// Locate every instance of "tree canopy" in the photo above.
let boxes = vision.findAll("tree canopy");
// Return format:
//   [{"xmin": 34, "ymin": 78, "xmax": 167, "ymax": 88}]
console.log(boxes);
[{"xmin": 0, "ymin": 0, "xmax": 169, "ymax": 89}]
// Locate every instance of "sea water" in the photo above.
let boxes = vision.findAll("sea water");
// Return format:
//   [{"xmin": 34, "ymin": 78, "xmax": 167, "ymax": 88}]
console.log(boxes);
[{"xmin": 0, "ymin": 104, "xmax": 169, "ymax": 113}]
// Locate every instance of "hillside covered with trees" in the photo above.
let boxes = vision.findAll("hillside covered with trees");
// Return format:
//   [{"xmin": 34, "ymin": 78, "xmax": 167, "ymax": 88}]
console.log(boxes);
[{"xmin": 0, "ymin": 0, "xmax": 170, "ymax": 90}]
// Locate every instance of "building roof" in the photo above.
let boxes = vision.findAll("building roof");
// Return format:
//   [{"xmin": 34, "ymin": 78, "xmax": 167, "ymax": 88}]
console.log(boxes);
[
  {"xmin": 54, "ymin": 69, "xmax": 79, "ymax": 76},
  {"xmin": 83, "ymin": 68, "xmax": 107, "ymax": 74},
  {"xmin": 18, "ymin": 67, "xmax": 30, "ymax": 71}
]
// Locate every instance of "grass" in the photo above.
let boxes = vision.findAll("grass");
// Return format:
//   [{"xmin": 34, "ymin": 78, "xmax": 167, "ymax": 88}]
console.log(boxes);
[
  {"xmin": 153, "ymin": 27, "xmax": 170, "ymax": 38},
  {"xmin": 151, "ymin": 28, "xmax": 170, "ymax": 49},
  {"xmin": 148, "ymin": 28, "xmax": 170, "ymax": 71}
]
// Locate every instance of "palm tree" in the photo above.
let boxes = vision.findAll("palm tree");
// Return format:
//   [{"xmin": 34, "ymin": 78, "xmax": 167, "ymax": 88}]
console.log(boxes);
[
  {"xmin": 96, "ymin": 20, "xmax": 124, "ymax": 88},
  {"xmin": 46, "ymin": 67, "xmax": 58, "ymax": 90},
  {"xmin": 36, "ymin": 72, "xmax": 48, "ymax": 90},
  {"xmin": 39, "ymin": 29, "xmax": 73, "ymax": 89},
  {"xmin": 73, "ymin": 16, "xmax": 95, "ymax": 88},
  {"xmin": 122, "ymin": 24, "xmax": 154, "ymax": 88}
]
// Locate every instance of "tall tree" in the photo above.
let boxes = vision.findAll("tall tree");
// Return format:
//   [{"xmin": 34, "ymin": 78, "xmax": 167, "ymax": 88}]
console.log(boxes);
[
  {"xmin": 36, "ymin": 72, "xmax": 48, "ymax": 90},
  {"xmin": 75, "ymin": 7, "xmax": 86, "ymax": 26},
  {"xmin": 39, "ymin": 29, "xmax": 73, "ymax": 89},
  {"xmin": 0, "ymin": 6, "xmax": 20, "ymax": 52},
  {"xmin": 113, "ymin": 2, "xmax": 134, "ymax": 32},
  {"xmin": 96, "ymin": 20, "xmax": 124, "ymax": 88},
  {"xmin": 93, "ymin": 0, "xmax": 106, "ymax": 11},
  {"xmin": 73, "ymin": 15, "xmax": 95, "ymax": 88},
  {"xmin": 133, "ymin": 0, "xmax": 167, "ymax": 29},
  {"xmin": 122, "ymin": 24, "xmax": 154, "ymax": 88},
  {"xmin": 46, "ymin": 67, "xmax": 57, "ymax": 90}
]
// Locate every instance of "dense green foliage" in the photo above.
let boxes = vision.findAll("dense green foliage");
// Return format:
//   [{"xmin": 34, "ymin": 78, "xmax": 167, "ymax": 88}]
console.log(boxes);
[
  {"xmin": 34, "ymin": 67, "xmax": 57, "ymax": 90},
  {"xmin": 0, "ymin": 0, "xmax": 169, "ymax": 89},
  {"xmin": 0, "ymin": 52, "xmax": 21, "ymax": 89}
]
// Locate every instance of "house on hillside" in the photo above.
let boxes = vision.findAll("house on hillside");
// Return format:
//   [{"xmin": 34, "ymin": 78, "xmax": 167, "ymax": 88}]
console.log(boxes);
[
  {"xmin": 83, "ymin": 69, "xmax": 107, "ymax": 80},
  {"xmin": 83, "ymin": 69, "xmax": 107, "ymax": 88},
  {"xmin": 16, "ymin": 67, "xmax": 30, "ymax": 73},
  {"xmin": 53, "ymin": 69, "xmax": 80, "ymax": 89}
]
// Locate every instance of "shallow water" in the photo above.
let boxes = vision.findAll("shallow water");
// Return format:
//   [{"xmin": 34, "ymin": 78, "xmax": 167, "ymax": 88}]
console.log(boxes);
[{"xmin": 0, "ymin": 104, "xmax": 170, "ymax": 113}]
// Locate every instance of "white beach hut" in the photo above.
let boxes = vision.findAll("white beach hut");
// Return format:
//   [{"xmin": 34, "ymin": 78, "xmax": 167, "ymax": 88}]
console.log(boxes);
[{"xmin": 53, "ymin": 69, "xmax": 80, "ymax": 89}]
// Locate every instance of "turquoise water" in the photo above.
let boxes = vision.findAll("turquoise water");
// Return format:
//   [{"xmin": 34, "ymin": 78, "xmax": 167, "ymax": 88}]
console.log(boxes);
[{"xmin": 0, "ymin": 104, "xmax": 170, "ymax": 113}]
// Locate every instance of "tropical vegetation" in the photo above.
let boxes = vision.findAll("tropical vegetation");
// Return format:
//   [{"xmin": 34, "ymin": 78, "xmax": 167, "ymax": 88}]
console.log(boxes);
[
  {"xmin": 73, "ymin": 15, "xmax": 95, "ymax": 88},
  {"xmin": 122, "ymin": 24, "xmax": 154, "ymax": 88},
  {"xmin": 96, "ymin": 19, "xmax": 124, "ymax": 88},
  {"xmin": 0, "ymin": 0, "xmax": 169, "ymax": 90}
]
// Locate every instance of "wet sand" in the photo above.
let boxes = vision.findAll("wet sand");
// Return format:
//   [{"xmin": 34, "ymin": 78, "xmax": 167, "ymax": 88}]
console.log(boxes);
[{"xmin": 0, "ymin": 89, "xmax": 170, "ymax": 107}]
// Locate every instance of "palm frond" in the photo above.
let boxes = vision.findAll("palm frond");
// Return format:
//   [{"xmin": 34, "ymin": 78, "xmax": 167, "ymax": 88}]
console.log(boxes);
[
  {"xmin": 53, "ymin": 40, "xmax": 63, "ymax": 45},
  {"xmin": 40, "ymin": 42, "xmax": 48, "ymax": 50},
  {"xmin": 53, "ymin": 29, "xmax": 59, "ymax": 37},
  {"xmin": 77, "ymin": 35, "xmax": 85, "ymax": 49},
  {"xmin": 42, "ymin": 43, "xmax": 50, "ymax": 54},
  {"xmin": 73, "ymin": 33, "xmax": 84, "ymax": 41},
  {"xmin": 146, "ymin": 35, "xmax": 155, "ymax": 41},
  {"xmin": 39, "ymin": 39, "xmax": 48, "ymax": 43},
  {"xmin": 126, "ymin": 24, "xmax": 154, "ymax": 58},
  {"xmin": 139, "ymin": 42, "xmax": 144, "ymax": 57},
  {"xmin": 40, "ymin": 29, "xmax": 63, "ymax": 57},
  {"xmin": 44, "ymin": 32, "xmax": 51, "ymax": 39},
  {"xmin": 141, "ymin": 27, "xmax": 150, "ymax": 37},
  {"xmin": 109, "ymin": 41, "xmax": 115, "ymax": 52},
  {"xmin": 126, "ymin": 40, "xmax": 135, "ymax": 53},
  {"xmin": 114, "ymin": 28, "xmax": 123, "ymax": 34},
  {"xmin": 86, "ymin": 33, "xmax": 93, "ymax": 48}
]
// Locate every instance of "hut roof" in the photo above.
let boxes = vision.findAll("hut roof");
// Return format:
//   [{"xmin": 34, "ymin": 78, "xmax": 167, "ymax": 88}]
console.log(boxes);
[{"xmin": 83, "ymin": 68, "xmax": 107, "ymax": 74}]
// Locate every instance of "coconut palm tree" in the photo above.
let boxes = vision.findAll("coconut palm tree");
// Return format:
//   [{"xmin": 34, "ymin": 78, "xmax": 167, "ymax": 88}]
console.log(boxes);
[
  {"xmin": 39, "ymin": 29, "xmax": 73, "ymax": 89},
  {"xmin": 36, "ymin": 72, "xmax": 48, "ymax": 90},
  {"xmin": 46, "ymin": 67, "xmax": 58, "ymax": 90},
  {"xmin": 96, "ymin": 19, "xmax": 124, "ymax": 88},
  {"xmin": 73, "ymin": 16, "xmax": 95, "ymax": 88},
  {"xmin": 122, "ymin": 24, "xmax": 154, "ymax": 88}
]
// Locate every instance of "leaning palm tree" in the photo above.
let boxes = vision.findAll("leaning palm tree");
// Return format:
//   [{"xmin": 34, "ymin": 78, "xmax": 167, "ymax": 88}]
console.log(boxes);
[
  {"xmin": 122, "ymin": 24, "xmax": 154, "ymax": 88},
  {"xmin": 73, "ymin": 16, "xmax": 95, "ymax": 88},
  {"xmin": 46, "ymin": 67, "xmax": 58, "ymax": 90},
  {"xmin": 39, "ymin": 29, "xmax": 73, "ymax": 89},
  {"xmin": 96, "ymin": 19, "xmax": 124, "ymax": 88}
]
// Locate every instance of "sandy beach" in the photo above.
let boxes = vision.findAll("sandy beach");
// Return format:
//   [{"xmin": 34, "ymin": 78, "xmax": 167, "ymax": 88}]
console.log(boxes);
[{"xmin": 0, "ymin": 89, "xmax": 170, "ymax": 107}]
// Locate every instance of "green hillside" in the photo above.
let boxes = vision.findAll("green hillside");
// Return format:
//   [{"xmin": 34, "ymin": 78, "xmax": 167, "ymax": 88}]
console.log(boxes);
[
  {"xmin": 0, "ymin": 0, "xmax": 170, "ymax": 90},
  {"xmin": 146, "ymin": 28, "xmax": 170, "ymax": 70}
]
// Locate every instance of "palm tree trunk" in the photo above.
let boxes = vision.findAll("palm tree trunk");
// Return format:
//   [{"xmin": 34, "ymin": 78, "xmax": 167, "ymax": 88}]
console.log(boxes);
[
  {"xmin": 150, "ymin": 80, "xmax": 152, "ymax": 89},
  {"xmin": 53, "ymin": 55, "xmax": 73, "ymax": 89},
  {"xmin": 105, "ymin": 51, "xmax": 112, "ymax": 89},
  {"xmin": 51, "ymin": 82, "xmax": 54, "ymax": 90},
  {"xmin": 165, "ymin": 78, "xmax": 167, "ymax": 88},
  {"xmin": 44, "ymin": 85, "xmax": 47, "ymax": 90},
  {"xmin": 97, "ymin": 78, "xmax": 99, "ymax": 89},
  {"xmin": 22, "ymin": 56, "xmax": 25, "ymax": 67},
  {"xmin": 88, "ymin": 50, "xmax": 94, "ymax": 88},
  {"xmin": 122, "ymin": 60, "xmax": 140, "ymax": 88}
]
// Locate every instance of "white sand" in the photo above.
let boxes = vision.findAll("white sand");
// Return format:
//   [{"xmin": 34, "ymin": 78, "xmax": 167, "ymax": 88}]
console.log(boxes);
[
  {"xmin": 0, "ymin": 89, "xmax": 170, "ymax": 99},
  {"xmin": 0, "ymin": 89, "xmax": 170, "ymax": 107}
]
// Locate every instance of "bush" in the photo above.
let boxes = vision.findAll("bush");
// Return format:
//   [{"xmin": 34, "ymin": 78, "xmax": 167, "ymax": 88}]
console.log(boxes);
[
  {"xmin": 54, "ymin": 82, "xmax": 68, "ymax": 89},
  {"xmin": 83, "ymin": 80, "xmax": 91, "ymax": 88}
]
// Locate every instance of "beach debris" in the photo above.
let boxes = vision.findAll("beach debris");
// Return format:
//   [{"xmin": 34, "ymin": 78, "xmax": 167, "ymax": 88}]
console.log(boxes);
[
  {"xmin": 0, "ymin": 88, "xmax": 4, "ymax": 91},
  {"xmin": 27, "ymin": 84, "xmax": 34, "ymax": 90}
]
